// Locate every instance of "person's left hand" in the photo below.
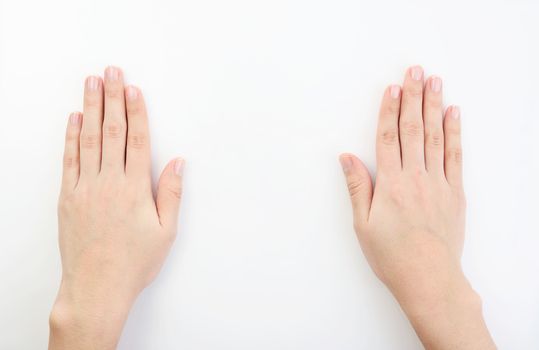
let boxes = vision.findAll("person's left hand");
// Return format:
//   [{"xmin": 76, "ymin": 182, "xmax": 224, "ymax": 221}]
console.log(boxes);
[{"xmin": 50, "ymin": 66, "xmax": 184, "ymax": 350}]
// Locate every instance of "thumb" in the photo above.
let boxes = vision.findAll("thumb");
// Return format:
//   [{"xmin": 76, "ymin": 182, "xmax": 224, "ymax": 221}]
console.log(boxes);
[
  {"xmin": 339, "ymin": 154, "xmax": 373, "ymax": 227},
  {"xmin": 157, "ymin": 158, "xmax": 185, "ymax": 231}
]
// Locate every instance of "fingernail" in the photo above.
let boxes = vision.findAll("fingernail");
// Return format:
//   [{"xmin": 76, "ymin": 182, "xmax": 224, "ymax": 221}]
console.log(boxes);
[
  {"xmin": 86, "ymin": 76, "xmax": 100, "ymax": 91},
  {"xmin": 410, "ymin": 66, "xmax": 423, "ymax": 81},
  {"xmin": 174, "ymin": 158, "xmax": 184, "ymax": 176},
  {"xmin": 126, "ymin": 86, "xmax": 138, "ymax": 101},
  {"xmin": 340, "ymin": 156, "xmax": 353, "ymax": 173},
  {"xmin": 451, "ymin": 106, "xmax": 460, "ymax": 119},
  {"xmin": 69, "ymin": 112, "xmax": 81, "ymax": 125},
  {"xmin": 430, "ymin": 77, "xmax": 442, "ymax": 93},
  {"xmin": 105, "ymin": 66, "xmax": 120, "ymax": 81},
  {"xmin": 390, "ymin": 85, "xmax": 401, "ymax": 99}
]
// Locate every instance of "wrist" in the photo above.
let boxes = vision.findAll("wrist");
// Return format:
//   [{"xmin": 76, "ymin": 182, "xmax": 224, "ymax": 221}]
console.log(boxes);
[
  {"xmin": 391, "ymin": 270, "xmax": 495, "ymax": 349},
  {"xmin": 395, "ymin": 267, "xmax": 480, "ymax": 319},
  {"xmin": 49, "ymin": 283, "xmax": 136, "ymax": 350}
]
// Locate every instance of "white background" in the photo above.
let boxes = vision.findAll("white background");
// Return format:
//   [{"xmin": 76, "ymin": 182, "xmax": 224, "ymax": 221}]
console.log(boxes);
[{"xmin": 1, "ymin": 0, "xmax": 538, "ymax": 348}]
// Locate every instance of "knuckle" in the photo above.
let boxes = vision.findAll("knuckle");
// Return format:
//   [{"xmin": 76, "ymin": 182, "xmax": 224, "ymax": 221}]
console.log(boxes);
[
  {"xmin": 460, "ymin": 194, "xmax": 467, "ymax": 209},
  {"xmin": 127, "ymin": 134, "xmax": 147, "ymax": 150},
  {"xmin": 105, "ymin": 86, "xmax": 123, "ymax": 99},
  {"xmin": 404, "ymin": 85, "xmax": 423, "ymax": 99},
  {"xmin": 84, "ymin": 94, "xmax": 101, "ymax": 108},
  {"xmin": 347, "ymin": 178, "xmax": 367, "ymax": 198},
  {"xmin": 103, "ymin": 122, "xmax": 125, "ymax": 139},
  {"xmin": 425, "ymin": 130, "xmax": 443, "ymax": 147},
  {"xmin": 389, "ymin": 184, "xmax": 406, "ymax": 208},
  {"xmin": 454, "ymin": 189, "xmax": 466, "ymax": 204},
  {"xmin": 98, "ymin": 177, "xmax": 122, "ymax": 200},
  {"xmin": 445, "ymin": 124, "xmax": 461, "ymax": 135},
  {"xmin": 379, "ymin": 129, "xmax": 399, "ymax": 146},
  {"xmin": 389, "ymin": 188, "xmax": 404, "ymax": 207},
  {"xmin": 167, "ymin": 185, "xmax": 183, "ymax": 199},
  {"xmin": 58, "ymin": 191, "xmax": 81, "ymax": 213},
  {"xmin": 57, "ymin": 197, "xmax": 70, "ymax": 214},
  {"xmin": 63, "ymin": 154, "xmax": 79, "ymax": 169},
  {"xmin": 65, "ymin": 130, "xmax": 80, "ymax": 142},
  {"xmin": 126, "ymin": 103, "xmax": 143, "ymax": 115},
  {"xmin": 401, "ymin": 121, "xmax": 423, "ymax": 137},
  {"xmin": 384, "ymin": 101, "xmax": 400, "ymax": 115},
  {"xmin": 425, "ymin": 96, "xmax": 442, "ymax": 110},
  {"xmin": 164, "ymin": 228, "xmax": 178, "ymax": 245},
  {"xmin": 80, "ymin": 133, "xmax": 100, "ymax": 149},
  {"xmin": 353, "ymin": 220, "xmax": 363, "ymax": 234},
  {"xmin": 123, "ymin": 189, "xmax": 139, "ymax": 205},
  {"xmin": 446, "ymin": 147, "xmax": 463, "ymax": 164},
  {"xmin": 424, "ymin": 90, "xmax": 442, "ymax": 108}
]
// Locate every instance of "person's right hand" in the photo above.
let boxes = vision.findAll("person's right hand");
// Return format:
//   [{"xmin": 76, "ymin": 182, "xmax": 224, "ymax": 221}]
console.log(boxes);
[{"xmin": 340, "ymin": 66, "xmax": 496, "ymax": 349}]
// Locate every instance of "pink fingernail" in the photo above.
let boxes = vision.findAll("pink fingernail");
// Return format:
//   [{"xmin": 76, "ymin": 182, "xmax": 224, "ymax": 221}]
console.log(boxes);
[
  {"xmin": 410, "ymin": 66, "xmax": 423, "ymax": 81},
  {"xmin": 430, "ymin": 77, "xmax": 442, "ymax": 93},
  {"xmin": 451, "ymin": 106, "xmax": 460, "ymax": 119},
  {"xmin": 86, "ymin": 76, "xmax": 100, "ymax": 91},
  {"xmin": 340, "ymin": 156, "xmax": 353, "ymax": 173},
  {"xmin": 126, "ymin": 86, "xmax": 138, "ymax": 101},
  {"xmin": 69, "ymin": 112, "xmax": 81, "ymax": 125},
  {"xmin": 174, "ymin": 158, "xmax": 184, "ymax": 176},
  {"xmin": 390, "ymin": 85, "xmax": 401, "ymax": 99},
  {"xmin": 105, "ymin": 66, "xmax": 120, "ymax": 81}
]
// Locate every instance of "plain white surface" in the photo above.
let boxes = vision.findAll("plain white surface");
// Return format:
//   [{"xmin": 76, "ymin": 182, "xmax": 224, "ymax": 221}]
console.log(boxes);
[{"xmin": 1, "ymin": 0, "xmax": 538, "ymax": 348}]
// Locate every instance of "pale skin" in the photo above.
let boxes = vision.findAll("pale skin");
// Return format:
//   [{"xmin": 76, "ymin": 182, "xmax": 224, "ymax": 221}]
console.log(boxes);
[
  {"xmin": 49, "ymin": 66, "xmax": 184, "ymax": 350},
  {"xmin": 50, "ymin": 65, "xmax": 495, "ymax": 349},
  {"xmin": 340, "ymin": 66, "xmax": 496, "ymax": 349}
]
